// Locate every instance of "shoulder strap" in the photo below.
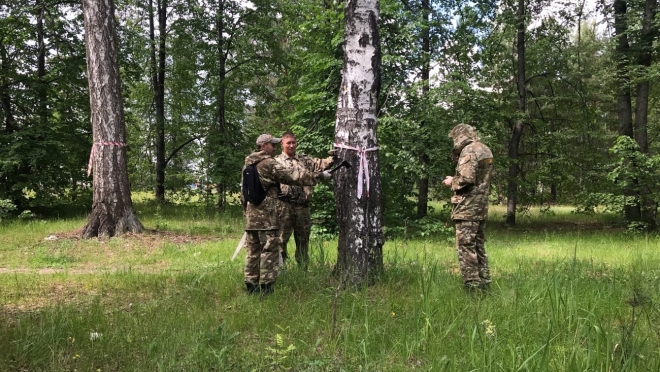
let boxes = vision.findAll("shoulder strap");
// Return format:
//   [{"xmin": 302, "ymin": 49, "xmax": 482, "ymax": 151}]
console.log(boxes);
[{"xmin": 251, "ymin": 158, "xmax": 276, "ymax": 192}]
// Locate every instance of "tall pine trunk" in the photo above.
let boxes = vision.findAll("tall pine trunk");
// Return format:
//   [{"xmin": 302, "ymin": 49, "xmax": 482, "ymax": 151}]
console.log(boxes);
[
  {"xmin": 215, "ymin": 0, "xmax": 228, "ymax": 209},
  {"xmin": 506, "ymin": 0, "xmax": 526, "ymax": 226},
  {"xmin": 82, "ymin": 0, "xmax": 143, "ymax": 238},
  {"xmin": 614, "ymin": 0, "xmax": 640, "ymax": 221},
  {"xmin": 36, "ymin": 0, "xmax": 48, "ymax": 128},
  {"xmin": 150, "ymin": 0, "xmax": 167, "ymax": 202},
  {"xmin": 416, "ymin": 0, "xmax": 430, "ymax": 218},
  {"xmin": 0, "ymin": 41, "xmax": 22, "ymax": 206},
  {"xmin": 0, "ymin": 42, "xmax": 14, "ymax": 133},
  {"xmin": 634, "ymin": 0, "xmax": 658, "ymax": 227},
  {"xmin": 333, "ymin": 0, "xmax": 384, "ymax": 286}
]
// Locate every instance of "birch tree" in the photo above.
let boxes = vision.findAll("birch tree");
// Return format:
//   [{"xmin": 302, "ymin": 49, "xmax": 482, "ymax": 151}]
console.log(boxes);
[
  {"xmin": 82, "ymin": 0, "xmax": 142, "ymax": 238},
  {"xmin": 333, "ymin": 0, "xmax": 384, "ymax": 286}
]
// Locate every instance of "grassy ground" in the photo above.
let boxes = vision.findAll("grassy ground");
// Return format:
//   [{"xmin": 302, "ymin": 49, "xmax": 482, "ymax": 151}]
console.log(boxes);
[{"xmin": 1, "ymin": 202, "xmax": 659, "ymax": 371}]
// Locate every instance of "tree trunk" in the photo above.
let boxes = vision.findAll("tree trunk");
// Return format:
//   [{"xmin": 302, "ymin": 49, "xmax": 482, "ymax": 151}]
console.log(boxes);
[
  {"xmin": 634, "ymin": 0, "xmax": 658, "ymax": 227},
  {"xmin": 215, "ymin": 1, "xmax": 227, "ymax": 209},
  {"xmin": 506, "ymin": 0, "xmax": 526, "ymax": 226},
  {"xmin": 0, "ymin": 42, "xmax": 15, "ymax": 133},
  {"xmin": 614, "ymin": 0, "xmax": 634, "ymax": 139},
  {"xmin": 36, "ymin": 0, "xmax": 48, "ymax": 128},
  {"xmin": 333, "ymin": 0, "xmax": 384, "ymax": 287},
  {"xmin": 150, "ymin": 0, "xmax": 167, "ymax": 202},
  {"xmin": 82, "ymin": 0, "xmax": 143, "ymax": 238},
  {"xmin": 416, "ymin": 0, "xmax": 430, "ymax": 218},
  {"xmin": 550, "ymin": 184, "xmax": 557, "ymax": 203},
  {"xmin": 0, "ymin": 41, "xmax": 21, "ymax": 205},
  {"xmin": 216, "ymin": 0, "xmax": 227, "ymax": 135},
  {"xmin": 614, "ymin": 0, "xmax": 640, "ymax": 221}
]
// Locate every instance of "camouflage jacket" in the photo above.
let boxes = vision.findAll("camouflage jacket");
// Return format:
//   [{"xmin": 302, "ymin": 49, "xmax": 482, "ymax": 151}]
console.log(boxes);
[
  {"xmin": 450, "ymin": 141, "xmax": 494, "ymax": 221},
  {"xmin": 242, "ymin": 151, "xmax": 319, "ymax": 230},
  {"xmin": 274, "ymin": 153, "xmax": 333, "ymax": 206}
]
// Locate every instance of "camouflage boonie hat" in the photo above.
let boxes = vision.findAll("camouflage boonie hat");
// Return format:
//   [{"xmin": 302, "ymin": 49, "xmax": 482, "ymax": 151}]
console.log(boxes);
[
  {"xmin": 256, "ymin": 134, "xmax": 282, "ymax": 146},
  {"xmin": 448, "ymin": 124, "xmax": 478, "ymax": 141}
]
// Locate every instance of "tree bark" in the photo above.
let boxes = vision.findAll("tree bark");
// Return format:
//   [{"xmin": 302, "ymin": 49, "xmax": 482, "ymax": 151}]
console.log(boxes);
[
  {"xmin": 82, "ymin": 0, "xmax": 143, "ymax": 238},
  {"xmin": 614, "ymin": 0, "xmax": 640, "ymax": 221},
  {"xmin": 416, "ymin": 0, "xmax": 430, "ymax": 218},
  {"xmin": 506, "ymin": 0, "xmax": 526, "ymax": 226},
  {"xmin": 333, "ymin": 0, "xmax": 384, "ymax": 287},
  {"xmin": 0, "ymin": 41, "xmax": 21, "ymax": 206},
  {"xmin": 215, "ymin": 0, "xmax": 228, "ymax": 209},
  {"xmin": 0, "ymin": 42, "xmax": 16, "ymax": 133},
  {"xmin": 634, "ymin": 0, "xmax": 658, "ymax": 227},
  {"xmin": 150, "ymin": 0, "xmax": 167, "ymax": 202},
  {"xmin": 216, "ymin": 0, "xmax": 227, "ymax": 135},
  {"xmin": 36, "ymin": 0, "xmax": 48, "ymax": 128}
]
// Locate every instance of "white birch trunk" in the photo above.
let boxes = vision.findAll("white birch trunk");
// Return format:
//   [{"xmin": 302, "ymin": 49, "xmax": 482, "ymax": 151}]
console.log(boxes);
[{"xmin": 333, "ymin": 0, "xmax": 384, "ymax": 286}]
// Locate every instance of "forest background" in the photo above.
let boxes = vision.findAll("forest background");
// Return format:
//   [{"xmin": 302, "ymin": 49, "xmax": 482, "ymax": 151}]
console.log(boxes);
[
  {"xmin": 1, "ymin": 0, "xmax": 658, "ymax": 232},
  {"xmin": 2, "ymin": 0, "xmax": 660, "ymax": 370}
]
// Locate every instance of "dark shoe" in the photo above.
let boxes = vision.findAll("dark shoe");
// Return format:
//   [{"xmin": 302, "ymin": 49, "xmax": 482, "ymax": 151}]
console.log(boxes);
[
  {"xmin": 464, "ymin": 281, "xmax": 482, "ymax": 292},
  {"xmin": 260, "ymin": 282, "xmax": 274, "ymax": 295},
  {"xmin": 245, "ymin": 282, "xmax": 260, "ymax": 295}
]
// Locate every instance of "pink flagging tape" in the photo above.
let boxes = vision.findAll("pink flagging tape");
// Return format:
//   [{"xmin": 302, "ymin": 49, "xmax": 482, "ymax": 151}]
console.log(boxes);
[
  {"xmin": 87, "ymin": 141, "xmax": 126, "ymax": 177},
  {"xmin": 334, "ymin": 142, "xmax": 378, "ymax": 199}
]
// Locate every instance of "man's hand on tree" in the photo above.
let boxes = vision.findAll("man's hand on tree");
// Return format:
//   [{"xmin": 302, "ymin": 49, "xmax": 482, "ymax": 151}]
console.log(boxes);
[{"xmin": 318, "ymin": 171, "xmax": 333, "ymax": 181}]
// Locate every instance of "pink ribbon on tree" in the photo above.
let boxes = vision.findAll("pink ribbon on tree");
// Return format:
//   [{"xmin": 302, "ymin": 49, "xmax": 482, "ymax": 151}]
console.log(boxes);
[
  {"xmin": 334, "ymin": 142, "xmax": 378, "ymax": 199},
  {"xmin": 87, "ymin": 141, "xmax": 126, "ymax": 177}
]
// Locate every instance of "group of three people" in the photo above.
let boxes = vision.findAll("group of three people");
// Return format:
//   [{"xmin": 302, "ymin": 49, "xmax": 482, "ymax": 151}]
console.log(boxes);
[{"xmin": 241, "ymin": 123, "xmax": 493, "ymax": 295}]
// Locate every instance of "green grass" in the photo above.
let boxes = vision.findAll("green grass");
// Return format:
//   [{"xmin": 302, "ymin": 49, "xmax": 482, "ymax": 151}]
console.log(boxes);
[{"xmin": 1, "ymin": 203, "xmax": 660, "ymax": 371}]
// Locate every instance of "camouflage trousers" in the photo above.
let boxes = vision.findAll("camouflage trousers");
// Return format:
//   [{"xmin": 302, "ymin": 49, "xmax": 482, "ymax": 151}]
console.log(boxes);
[
  {"xmin": 278, "ymin": 202, "xmax": 311, "ymax": 267},
  {"xmin": 454, "ymin": 220, "xmax": 491, "ymax": 286},
  {"xmin": 244, "ymin": 230, "xmax": 281, "ymax": 285}
]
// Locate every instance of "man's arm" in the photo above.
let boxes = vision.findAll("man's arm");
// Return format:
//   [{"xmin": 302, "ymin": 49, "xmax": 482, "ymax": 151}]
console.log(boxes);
[
  {"xmin": 267, "ymin": 158, "xmax": 320, "ymax": 186},
  {"xmin": 451, "ymin": 152, "xmax": 477, "ymax": 192},
  {"xmin": 303, "ymin": 155, "xmax": 334, "ymax": 172}
]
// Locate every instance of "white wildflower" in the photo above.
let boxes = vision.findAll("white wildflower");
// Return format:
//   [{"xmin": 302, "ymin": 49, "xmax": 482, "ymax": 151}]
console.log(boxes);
[{"xmin": 89, "ymin": 332, "xmax": 102, "ymax": 340}]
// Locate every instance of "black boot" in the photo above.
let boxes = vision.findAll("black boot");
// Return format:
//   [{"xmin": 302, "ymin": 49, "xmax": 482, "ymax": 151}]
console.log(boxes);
[
  {"xmin": 464, "ymin": 281, "xmax": 481, "ymax": 293},
  {"xmin": 245, "ymin": 282, "xmax": 260, "ymax": 295},
  {"xmin": 260, "ymin": 282, "xmax": 274, "ymax": 295}
]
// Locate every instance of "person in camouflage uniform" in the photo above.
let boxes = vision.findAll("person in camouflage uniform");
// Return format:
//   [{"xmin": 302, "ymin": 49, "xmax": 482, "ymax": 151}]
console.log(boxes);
[
  {"xmin": 275, "ymin": 131, "xmax": 334, "ymax": 268},
  {"xmin": 442, "ymin": 124, "xmax": 494, "ymax": 290},
  {"xmin": 242, "ymin": 134, "xmax": 331, "ymax": 295}
]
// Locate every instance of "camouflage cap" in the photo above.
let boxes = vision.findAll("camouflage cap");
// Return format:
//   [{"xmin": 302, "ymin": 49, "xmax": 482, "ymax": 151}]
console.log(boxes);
[{"xmin": 256, "ymin": 134, "xmax": 282, "ymax": 146}]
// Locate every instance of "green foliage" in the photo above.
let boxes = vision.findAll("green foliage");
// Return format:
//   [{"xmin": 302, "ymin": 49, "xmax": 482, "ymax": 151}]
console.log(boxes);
[
  {"xmin": 265, "ymin": 330, "xmax": 297, "ymax": 371},
  {"xmin": 1, "ymin": 0, "xmax": 659, "ymax": 231},
  {"xmin": 575, "ymin": 136, "xmax": 660, "ymax": 230},
  {"xmin": 608, "ymin": 136, "xmax": 660, "ymax": 193},
  {"xmin": 0, "ymin": 199, "xmax": 17, "ymax": 220},
  {"xmin": 383, "ymin": 215, "xmax": 454, "ymax": 241},
  {"xmin": 17, "ymin": 210, "xmax": 35, "ymax": 220},
  {"xmin": 0, "ymin": 1, "xmax": 89, "ymax": 212}
]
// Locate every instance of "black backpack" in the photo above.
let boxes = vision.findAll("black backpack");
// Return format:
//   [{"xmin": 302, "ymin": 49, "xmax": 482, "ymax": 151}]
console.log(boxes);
[{"xmin": 242, "ymin": 161, "xmax": 268, "ymax": 205}]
